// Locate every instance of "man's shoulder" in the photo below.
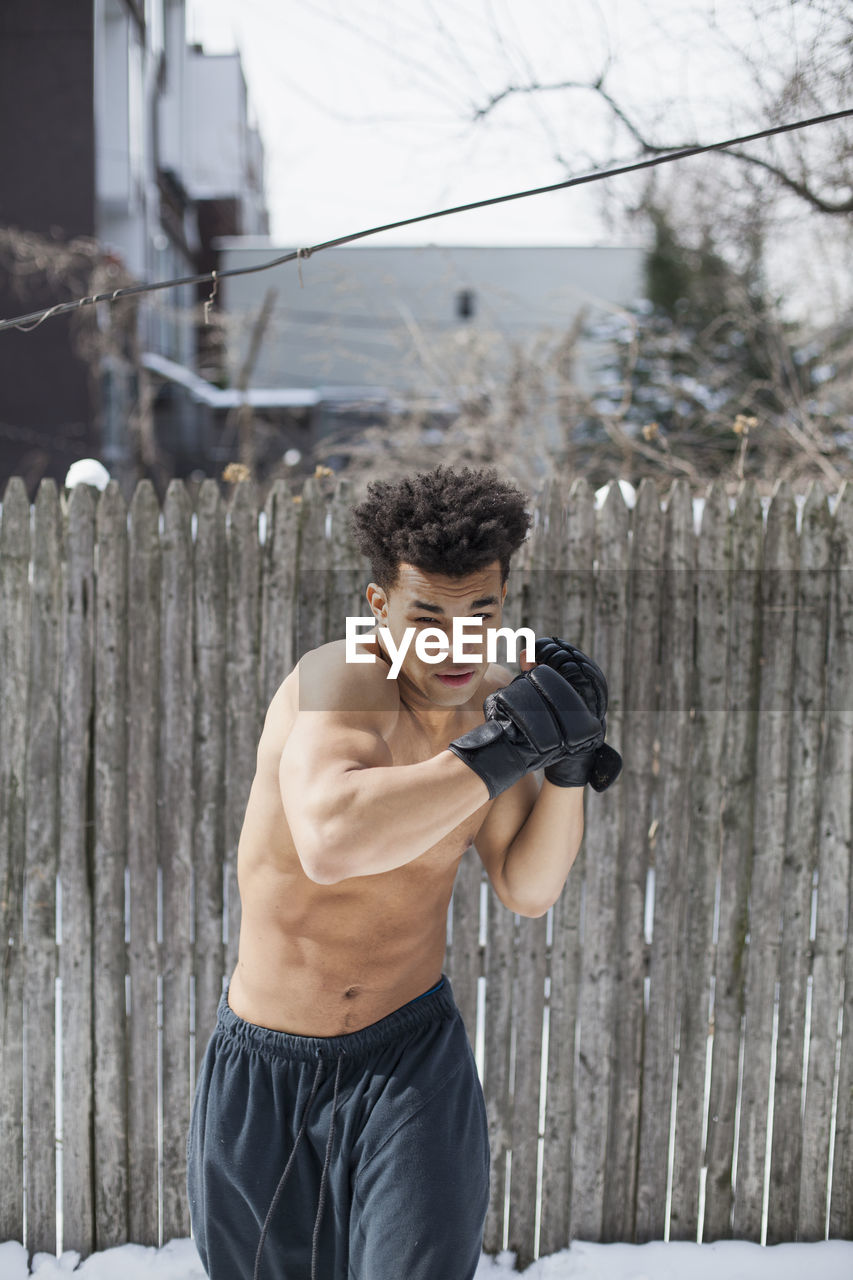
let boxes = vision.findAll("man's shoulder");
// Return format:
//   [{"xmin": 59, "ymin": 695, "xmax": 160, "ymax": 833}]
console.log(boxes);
[{"xmin": 289, "ymin": 637, "xmax": 401, "ymax": 720}]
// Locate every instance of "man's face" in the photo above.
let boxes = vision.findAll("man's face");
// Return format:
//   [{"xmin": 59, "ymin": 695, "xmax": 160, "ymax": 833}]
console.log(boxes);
[{"xmin": 366, "ymin": 560, "xmax": 508, "ymax": 707}]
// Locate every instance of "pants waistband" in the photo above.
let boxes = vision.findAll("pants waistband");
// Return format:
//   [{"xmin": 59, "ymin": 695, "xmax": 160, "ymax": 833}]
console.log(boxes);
[{"xmin": 216, "ymin": 974, "xmax": 457, "ymax": 1064}]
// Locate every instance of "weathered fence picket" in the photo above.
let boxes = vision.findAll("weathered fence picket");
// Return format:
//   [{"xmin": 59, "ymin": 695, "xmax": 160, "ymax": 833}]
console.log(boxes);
[
  {"xmin": 768, "ymin": 482, "xmax": 832, "ymax": 1243},
  {"xmin": 57, "ymin": 484, "xmax": 96, "ymax": 1258},
  {"xmin": 192, "ymin": 481, "xmax": 228, "ymax": 1079},
  {"xmin": 826, "ymin": 485, "xmax": 853, "ymax": 1240},
  {"xmin": 735, "ymin": 483, "xmax": 800, "ymax": 1240},
  {"xmin": 127, "ymin": 481, "xmax": 161, "ymax": 1246},
  {"xmin": 159, "ymin": 481, "xmax": 195, "ymax": 1245},
  {"xmin": 636, "ymin": 479, "xmax": 696, "ymax": 1241},
  {"xmin": 571, "ymin": 480, "xmax": 632, "ymax": 1241},
  {"xmin": 702, "ymin": 479, "xmax": 764, "ymax": 1239},
  {"xmin": 24, "ymin": 482, "xmax": 61, "ymax": 1256},
  {"xmin": 601, "ymin": 476, "xmax": 662, "ymax": 1243},
  {"xmin": 0, "ymin": 478, "xmax": 29, "ymax": 1247},
  {"xmin": 93, "ymin": 484, "xmax": 130, "ymax": 1248},
  {"xmin": 1, "ymin": 471, "xmax": 851, "ymax": 1272},
  {"xmin": 669, "ymin": 480, "xmax": 730, "ymax": 1240}
]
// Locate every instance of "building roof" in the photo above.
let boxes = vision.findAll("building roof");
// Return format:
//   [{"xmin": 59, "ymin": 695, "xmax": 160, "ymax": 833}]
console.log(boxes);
[{"xmin": 141, "ymin": 352, "xmax": 319, "ymax": 408}]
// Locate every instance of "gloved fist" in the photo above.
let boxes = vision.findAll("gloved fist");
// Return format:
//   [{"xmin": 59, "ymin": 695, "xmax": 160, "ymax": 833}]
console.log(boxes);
[
  {"xmin": 533, "ymin": 636, "xmax": 622, "ymax": 792},
  {"xmin": 533, "ymin": 636, "xmax": 609, "ymax": 720},
  {"xmin": 447, "ymin": 664, "xmax": 605, "ymax": 800}
]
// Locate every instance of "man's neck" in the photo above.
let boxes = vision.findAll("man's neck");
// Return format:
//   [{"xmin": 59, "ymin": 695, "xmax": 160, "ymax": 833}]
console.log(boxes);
[{"xmin": 371, "ymin": 628, "xmax": 471, "ymax": 744}]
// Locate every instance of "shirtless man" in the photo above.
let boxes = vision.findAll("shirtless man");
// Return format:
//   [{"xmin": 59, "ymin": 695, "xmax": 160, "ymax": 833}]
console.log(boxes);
[{"xmin": 186, "ymin": 465, "xmax": 621, "ymax": 1280}]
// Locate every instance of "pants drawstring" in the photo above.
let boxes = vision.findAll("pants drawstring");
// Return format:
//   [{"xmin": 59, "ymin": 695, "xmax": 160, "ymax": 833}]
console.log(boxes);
[
  {"xmin": 253, "ymin": 1055, "xmax": 324, "ymax": 1280},
  {"xmin": 311, "ymin": 1054, "xmax": 343, "ymax": 1280},
  {"xmin": 252, "ymin": 1051, "xmax": 344, "ymax": 1280}
]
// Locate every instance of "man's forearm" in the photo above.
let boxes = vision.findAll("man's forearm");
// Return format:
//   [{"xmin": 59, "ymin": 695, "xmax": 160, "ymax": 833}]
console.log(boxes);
[
  {"xmin": 498, "ymin": 779, "xmax": 585, "ymax": 917},
  {"xmin": 297, "ymin": 751, "xmax": 490, "ymax": 883}
]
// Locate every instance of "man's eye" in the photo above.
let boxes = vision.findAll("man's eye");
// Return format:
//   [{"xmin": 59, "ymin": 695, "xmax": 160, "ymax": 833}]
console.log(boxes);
[{"xmin": 412, "ymin": 614, "xmax": 492, "ymax": 623}]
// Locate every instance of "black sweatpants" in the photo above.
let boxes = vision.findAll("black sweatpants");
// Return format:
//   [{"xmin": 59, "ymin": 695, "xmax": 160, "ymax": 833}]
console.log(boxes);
[{"xmin": 185, "ymin": 975, "xmax": 490, "ymax": 1280}]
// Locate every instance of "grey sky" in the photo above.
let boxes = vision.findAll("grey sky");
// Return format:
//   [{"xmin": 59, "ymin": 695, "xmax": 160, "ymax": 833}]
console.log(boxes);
[
  {"xmin": 185, "ymin": 0, "xmax": 798, "ymax": 246},
  {"xmin": 185, "ymin": 1, "xmax": 850, "ymax": 321}
]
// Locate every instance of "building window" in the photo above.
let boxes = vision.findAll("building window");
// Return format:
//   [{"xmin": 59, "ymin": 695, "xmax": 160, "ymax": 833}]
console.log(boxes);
[{"xmin": 456, "ymin": 289, "xmax": 476, "ymax": 321}]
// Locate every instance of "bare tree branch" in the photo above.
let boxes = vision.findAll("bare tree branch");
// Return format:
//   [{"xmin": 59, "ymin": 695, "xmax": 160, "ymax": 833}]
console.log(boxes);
[
  {"xmin": 713, "ymin": 147, "xmax": 853, "ymax": 214},
  {"xmin": 471, "ymin": 74, "xmax": 853, "ymax": 214}
]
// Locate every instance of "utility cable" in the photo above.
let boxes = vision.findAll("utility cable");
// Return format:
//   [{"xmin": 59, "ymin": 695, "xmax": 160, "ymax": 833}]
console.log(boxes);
[{"xmin": 1, "ymin": 107, "xmax": 850, "ymax": 335}]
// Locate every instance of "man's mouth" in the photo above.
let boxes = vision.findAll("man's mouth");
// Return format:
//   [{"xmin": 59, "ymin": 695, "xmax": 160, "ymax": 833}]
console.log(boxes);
[{"xmin": 436, "ymin": 670, "xmax": 475, "ymax": 686}]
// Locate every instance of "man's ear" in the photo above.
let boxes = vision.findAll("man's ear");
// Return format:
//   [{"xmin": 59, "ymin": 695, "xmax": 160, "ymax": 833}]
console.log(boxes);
[{"xmin": 365, "ymin": 582, "xmax": 388, "ymax": 622}]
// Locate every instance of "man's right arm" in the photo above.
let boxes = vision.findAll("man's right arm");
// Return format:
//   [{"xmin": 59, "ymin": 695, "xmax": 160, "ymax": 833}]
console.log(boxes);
[
  {"xmin": 278, "ymin": 657, "xmax": 490, "ymax": 884},
  {"xmin": 280, "ymin": 650, "xmax": 605, "ymax": 885}
]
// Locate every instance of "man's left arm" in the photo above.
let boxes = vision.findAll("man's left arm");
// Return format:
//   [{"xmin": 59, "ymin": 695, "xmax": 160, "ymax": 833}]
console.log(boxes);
[
  {"xmin": 473, "ymin": 771, "xmax": 584, "ymax": 919},
  {"xmin": 471, "ymin": 657, "xmax": 585, "ymax": 918}
]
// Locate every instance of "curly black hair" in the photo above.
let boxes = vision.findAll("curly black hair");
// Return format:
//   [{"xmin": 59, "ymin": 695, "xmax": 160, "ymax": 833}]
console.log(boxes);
[{"xmin": 348, "ymin": 464, "xmax": 532, "ymax": 590}]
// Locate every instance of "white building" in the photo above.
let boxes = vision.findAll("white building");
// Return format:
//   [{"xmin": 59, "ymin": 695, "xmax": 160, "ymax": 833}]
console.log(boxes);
[
  {"xmin": 181, "ymin": 49, "xmax": 268, "ymax": 235},
  {"xmin": 0, "ymin": 0, "xmax": 268, "ymax": 494},
  {"xmin": 192, "ymin": 240, "xmax": 646, "ymax": 477},
  {"xmin": 93, "ymin": 1, "xmax": 269, "ymax": 470},
  {"xmin": 95, "ymin": 1, "xmax": 267, "ymax": 282}
]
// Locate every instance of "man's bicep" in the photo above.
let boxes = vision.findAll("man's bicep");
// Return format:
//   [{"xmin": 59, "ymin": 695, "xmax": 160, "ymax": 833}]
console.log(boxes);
[
  {"xmin": 279, "ymin": 708, "xmax": 394, "ymax": 815},
  {"xmin": 472, "ymin": 769, "xmax": 539, "ymax": 901},
  {"xmin": 280, "ymin": 644, "xmax": 399, "ymax": 804}
]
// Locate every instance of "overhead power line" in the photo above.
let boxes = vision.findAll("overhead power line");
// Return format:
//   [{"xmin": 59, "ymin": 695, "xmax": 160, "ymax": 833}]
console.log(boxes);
[{"xmin": 1, "ymin": 106, "xmax": 851, "ymax": 335}]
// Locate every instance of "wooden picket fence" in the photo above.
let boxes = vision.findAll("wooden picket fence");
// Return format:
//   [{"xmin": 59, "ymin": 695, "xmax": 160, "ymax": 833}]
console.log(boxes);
[{"xmin": 1, "ymin": 471, "xmax": 851, "ymax": 1270}]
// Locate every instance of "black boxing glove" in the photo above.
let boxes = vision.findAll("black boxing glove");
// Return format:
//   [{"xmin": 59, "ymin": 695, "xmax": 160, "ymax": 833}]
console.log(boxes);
[
  {"xmin": 533, "ymin": 636, "xmax": 623, "ymax": 792},
  {"xmin": 543, "ymin": 735, "xmax": 623, "ymax": 791},
  {"xmin": 534, "ymin": 636, "xmax": 609, "ymax": 719},
  {"xmin": 446, "ymin": 664, "xmax": 605, "ymax": 800}
]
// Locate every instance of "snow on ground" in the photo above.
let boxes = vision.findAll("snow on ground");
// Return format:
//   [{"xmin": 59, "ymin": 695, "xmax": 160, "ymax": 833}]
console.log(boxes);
[{"xmin": 1, "ymin": 1237, "xmax": 851, "ymax": 1279}]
